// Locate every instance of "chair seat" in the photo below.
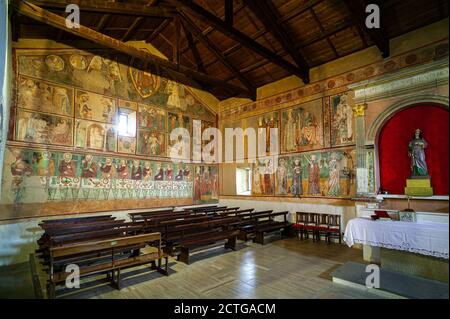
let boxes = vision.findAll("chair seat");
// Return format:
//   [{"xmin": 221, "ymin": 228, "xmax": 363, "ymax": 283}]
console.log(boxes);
[
  {"xmin": 304, "ymin": 225, "xmax": 318, "ymax": 230},
  {"xmin": 316, "ymin": 226, "xmax": 328, "ymax": 231},
  {"xmin": 327, "ymin": 227, "xmax": 340, "ymax": 233},
  {"xmin": 292, "ymin": 223, "xmax": 305, "ymax": 230}
]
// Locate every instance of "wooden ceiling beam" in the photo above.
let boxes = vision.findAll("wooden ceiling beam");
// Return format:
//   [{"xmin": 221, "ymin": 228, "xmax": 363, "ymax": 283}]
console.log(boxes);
[
  {"xmin": 122, "ymin": 17, "xmax": 144, "ymax": 42},
  {"xmin": 13, "ymin": 0, "xmax": 253, "ymax": 99},
  {"xmin": 28, "ymin": 0, "xmax": 175, "ymax": 18},
  {"xmin": 168, "ymin": 0, "xmax": 310, "ymax": 83},
  {"xmin": 179, "ymin": 12, "xmax": 256, "ymax": 99},
  {"xmin": 225, "ymin": 0, "xmax": 233, "ymax": 26},
  {"xmin": 244, "ymin": 0, "xmax": 310, "ymax": 74},
  {"xmin": 180, "ymin": 15, "xmax": 205, "ymax": 73},
  {"xmin": 146, "ymin": 19, "xmax": 171, "ymax": 43},
  {"xmin": 309, "ymin": 7, "xmax": 339, "ymax": 58},
  {"xmin": 343, "ymin": 0, "xmax": 390, "ymax": 58}
]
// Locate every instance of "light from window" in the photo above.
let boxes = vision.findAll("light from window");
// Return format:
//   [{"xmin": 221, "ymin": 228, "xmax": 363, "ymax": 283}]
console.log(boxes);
[{"xmin": 236, "ymin": 167, "xmax": 252, "ymax": 195}]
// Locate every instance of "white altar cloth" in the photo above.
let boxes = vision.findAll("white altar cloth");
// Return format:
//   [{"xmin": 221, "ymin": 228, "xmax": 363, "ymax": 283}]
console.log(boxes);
[{"xmin": 344, "ymin": 218, "xmax": 449, "ymax": 259}]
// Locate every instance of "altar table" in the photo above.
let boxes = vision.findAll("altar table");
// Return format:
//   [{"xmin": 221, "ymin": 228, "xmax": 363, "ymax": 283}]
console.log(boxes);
[{"xmin": 344, "ymin": 217, "xmax": 449, "ymax": 259}]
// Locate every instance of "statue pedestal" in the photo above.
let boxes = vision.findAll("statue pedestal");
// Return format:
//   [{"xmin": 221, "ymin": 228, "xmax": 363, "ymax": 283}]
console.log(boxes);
[{"xmin": 405, "ymin": 178, "xmax": 433, "ymax": 197}]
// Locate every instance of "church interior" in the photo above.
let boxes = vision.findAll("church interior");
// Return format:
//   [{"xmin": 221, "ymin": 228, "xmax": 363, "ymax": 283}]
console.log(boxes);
[{"xmin": 0, "ymin": 0, "xmax": 448, "ymax": 300}]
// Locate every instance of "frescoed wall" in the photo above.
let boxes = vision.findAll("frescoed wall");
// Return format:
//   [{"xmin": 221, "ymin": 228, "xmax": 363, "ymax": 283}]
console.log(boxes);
[{"xmin": 1, "ymin": 48, "xmax": 218, "ymax": 219}]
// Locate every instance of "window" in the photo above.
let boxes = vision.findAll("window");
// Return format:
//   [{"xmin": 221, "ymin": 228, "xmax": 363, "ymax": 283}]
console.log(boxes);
[
  {"xmin": 117, "ymin": 108, "xmax": 136, "ymax": 137},
  {"xmin": 236, "ymin": 167, "xmax": 252, "ymax": 195}
]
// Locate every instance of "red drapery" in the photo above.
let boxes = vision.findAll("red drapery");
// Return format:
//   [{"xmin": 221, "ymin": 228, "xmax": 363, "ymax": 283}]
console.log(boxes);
[{"xmin": 378, "ymin": 104, "xmax": 449, "ymax": 195}]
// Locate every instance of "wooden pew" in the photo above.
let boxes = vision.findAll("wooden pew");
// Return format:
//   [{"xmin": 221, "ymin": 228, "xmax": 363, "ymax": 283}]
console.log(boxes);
[
  {"xmin": 182, "ymin": 205, "xmax": 218, "ymax": 212},
  {"xmin": 47, "ymin": 232, "xmax": 168, "ymax": 298},
  {"xmin": 254, "ymin": 211, "xmax": 291, "ymax": 245},
  {"xmin": 162, "ymin": 216, "xmax": 240, "ymax": 264},
  {"xmin": 40, "ymin": 215, "xmax": 114, "ymax": 226},
  {"xmin": 128, "ymin": 208, "xmax": 174, "ymax": 221}
]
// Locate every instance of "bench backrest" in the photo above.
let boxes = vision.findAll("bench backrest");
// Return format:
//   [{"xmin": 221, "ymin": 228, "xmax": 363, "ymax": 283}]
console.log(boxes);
[{"xmin": 50, "ymin": 232, "xmax": 161, "ymax": 258}]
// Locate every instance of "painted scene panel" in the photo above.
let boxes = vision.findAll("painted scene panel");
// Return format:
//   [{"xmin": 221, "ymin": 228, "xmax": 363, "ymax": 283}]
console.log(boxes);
[
  {"xmin": 17, "ymin": 75, "xmax": 74, "ymax": 116},
  {"xmin": 274, "ymin": 148, "xmax": 356, "ymax": 198},
  {"xmin": 330, "ymin": 92, "xmax": 355, "ymax": 146},
  {"xmin": 194, "ymin": 165, "xmax": 219, "ymax": 204},
  {"xmin": 75, "ymin": 90, "xmax": 116, "ymax": 124},
  {"xmin": 138, "ymin": 104, "xmax": 166, "ymax": 132},
  {"xmin": 245, "ymin": 112, "xmax": 279, "ymax": 156},
  {"xmin": 281, "ymin": 99, "xmax": 324, "ymax": 153},
  {"xmin": 137, "ymin": 129, "xmax": 166, "ymax": 157},
  {"xmin": 75, "ymin": 119, "xmax": 117, "ymax": 152},
  {"xmin": 15, "ymin": 110, "xmax": 73, "ymax": 146},
  {"xmin": 252, "ymin": 157, "xmax": 275, "ymax": 196}
]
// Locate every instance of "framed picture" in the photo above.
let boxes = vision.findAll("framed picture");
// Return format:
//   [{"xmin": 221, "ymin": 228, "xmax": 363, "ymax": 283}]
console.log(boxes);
[{"xmin": 399, "ymin": 210, "xmax": 416, "ymax": 222}]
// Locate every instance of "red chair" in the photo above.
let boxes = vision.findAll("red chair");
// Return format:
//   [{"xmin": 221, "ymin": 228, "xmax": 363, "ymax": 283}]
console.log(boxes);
[
  {"xmin": 327, "ymin": 214, "xmax": 342, "ymax": 244},
  {"xmin": 293, "ymin": 212, "xmax": 308, "ymax": 240},
  {"xmin": 316, "ymin": 214, "xmax": 329, "ymax": 242},
  {"xmin": 304, "ymin": 213, "xmax": 319, "ymax": 242}
]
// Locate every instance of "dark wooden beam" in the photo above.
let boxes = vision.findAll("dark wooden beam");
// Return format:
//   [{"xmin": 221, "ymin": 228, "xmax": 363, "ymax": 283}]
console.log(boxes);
[
  {"xmin": 179, "ymin": 12, "xmax": 255, "ymax": 98},
  {"xmin": 343, "ymin": 0, "xmax": 390, "ymax": 58},
  {"xmin": 309, "ymin": 7, "xmax": 338, "ymax": 58},
  {"xmin": 13, "ymin": 0, "xmax": 253, "ymax": 99},
  {"xmin": 225, "ymin": 0, "xmax": 233, "ymax": 25},
  {"xmin": 168, "ymin": 0, "xmax": 310, "ymax": 83},
  {"xmin": 146, "ymin": 19, "xmax": 171, "ymax": 43},
  {"xmin": 96, "ymin": 14, "xmax": 110, "ymax": 32},
  {"xmin": 122, "ymin": 17, "xmax": 144, "ymax": 42},
  {"xmin": 28, "ymin": 0, "xmax": 175, "ymax": 18},
  {"xmin": 244, "ymin": 0, "xmax": 310, "ymax": 74},
  {"xmin": 173, "ymin": 15, "xmax": 180, "ymax": 66},
  {"xmin": 180, "ymin": 17, "xmax": 205, "ymax": 73}
]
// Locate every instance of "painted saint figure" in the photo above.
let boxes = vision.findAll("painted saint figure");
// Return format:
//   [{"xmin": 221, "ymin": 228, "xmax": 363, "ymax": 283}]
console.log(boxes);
[
  {"xmin": 328, "ymin": 153, "xmax": 340, "ymax": 196},
  {"xmin": 284, "ymin": 110, "xmax": 296, "ymax": 152},
  {"xmin": 58, "ymin": 153, "xmax": 76, "ymax": 178},
  {"xmin": 307, "ymin": 154, "xmax": 321, "ymax": 195},
  {"xmin": 291, "ymin": 159, "xmax": 303, "ymax": 196},
  {"xmin": 81, "ymin": 154, "xmax": 97, "ymax": 178},
  {"xmin": 276, "ymin": 158, "xmax": 288, "ymax": 195},
  {"xmin": 408, "ymin": 128, "xmax": 429, "ymax": 177}
]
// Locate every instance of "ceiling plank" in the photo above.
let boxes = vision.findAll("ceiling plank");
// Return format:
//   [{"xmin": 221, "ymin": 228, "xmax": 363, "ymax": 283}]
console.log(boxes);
[
  {"xmin": 28, "ymin": 0, "xmax": 175, "ymax": 18},
  {"xmin": 179, "ymin": 11, "xmax": 256, "ymax": 98},
  {"xmin": 343, "ymin": 0, "xmax": 390, "ymax": 57},
  {"xmin": 13, "ymin": 0, "xmax": 253, "ymax": 99},
  {"xmin": 244, "ymin": 0, "xmax": 310, "ymax": 75},
  {"xmin": 277, "ymin": 0, "xmax": 325, "ymax": 24},
  {"xmin": 309, "ymin": 7, "xmax": 338, "ymax": 58},
  {"xmin": 168, "ymin": 0, "xmax": 310, "ymax": 83}
]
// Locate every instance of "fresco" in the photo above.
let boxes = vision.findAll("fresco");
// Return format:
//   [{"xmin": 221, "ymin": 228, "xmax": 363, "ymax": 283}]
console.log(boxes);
[
  {"xmin": 252, "ymin": 157, "xmax": 275, "ymax": 196},
  {"xmin": 118, "ymin": 136, "xmax": 136, "ymax": 154},
  {"xmin": 273, "ymin": 148, "xmax": 356, "ymax": 198},
  {"xmin": 2, "ymin": 147, "xmax": 194, "ymax": 204},
  {"xmin": 75, "ymin": 90, "xmax": 116, "ymax": 124},
  {"xmin": 16, "ymin": 50, "xmax": 216, "ymax": 121},
  {"xmin": 137, "ymin": 129, "xmax": 166, "ymax": 157},
  {"xmin": 194, "ymin": 165, "xmax": 219, "ymax": 204},
  {"xmin": 15, "ymin": 110, "xmax": 73, "ymax": 146},
  {"xmin": 75, "ymin": 119, "xmax": 117, "ymax": 152},
  {"xmin": 330, "ymin": 92, "xmax": 355, "ymax": 146},
  {"xmin": 17, "ymin": 75, "xmax": 74, "ymax": 116},
  {"xmin": 138, "ymin": 104, "xmax": 166, "ymax": 131},
  {"xmin": 245, "ymin": 112, "xmax": 279, "ymax": 156},
  {"xmin": 281, "ymin": 99, "xmax": 323, "ymax": 153}
]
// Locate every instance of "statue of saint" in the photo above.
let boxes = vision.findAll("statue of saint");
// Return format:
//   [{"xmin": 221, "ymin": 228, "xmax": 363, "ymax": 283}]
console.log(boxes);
[{"xmin": 408, "ymin": 128, "xmax": 429, "ymax": 177}]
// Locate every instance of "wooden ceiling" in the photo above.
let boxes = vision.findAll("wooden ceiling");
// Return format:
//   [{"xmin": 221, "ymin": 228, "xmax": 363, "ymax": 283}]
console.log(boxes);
[{"xmin": 12, "ymin": 0, "xmax": 449, "ymax": 100}]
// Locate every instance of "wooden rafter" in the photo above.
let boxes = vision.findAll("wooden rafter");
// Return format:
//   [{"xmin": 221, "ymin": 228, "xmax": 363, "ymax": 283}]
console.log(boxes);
[
  {"xmin": 309, "ymin": 7, "xmax": 338, "ymax": 58},
  {"xmin": 180, "ymin": 17, "xmax": 205, "ymax": 73},
  {"xmin": 13, "ymin": 0, "xmax": 253, "ymax": 99},
  {"xmin": 343, "ymin": 0, "xmax": 390, "ymax": 58},
  {"xmin": 225, "ymin": 0, "xmax": 233, "ymax": 25},
  {"xmin": 173, "ymin": 14, "xmax": 180, "ymax": 66},
  {"xmin": 167, "ymin": 0, "xmax": 310, "ymax": 83},
  {"xmin": 122, "ymin": 17, "xmax": 144, "ymax": 42},
  {"xmin": 28, "ymin": 0, "xmax": 175, "ymax": 18},
  {"xmin": 146, "ymin": 19, "xmax": 171, "ymax": 43},
  {"xmin": 179, "ymin": 12, "xmax": 256, "ymax": 98},
  {"xmin": 277, "ymin": 0, "xmax": 325, "ymax": 24},
  {"xmin": 244, "ymin": 0, "xmax": 310, "ymax": 75}
]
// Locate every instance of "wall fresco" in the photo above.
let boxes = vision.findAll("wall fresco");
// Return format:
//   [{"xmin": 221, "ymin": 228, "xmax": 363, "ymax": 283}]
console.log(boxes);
[{"xmin": 193, "ymin": 165, "xmax": 219, "ymax": 204}]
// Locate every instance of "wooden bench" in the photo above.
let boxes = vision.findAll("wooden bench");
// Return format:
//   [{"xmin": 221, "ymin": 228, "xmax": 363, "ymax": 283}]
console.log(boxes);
[
  {"xmin": 162, "ymin": 217, "xmax": 240, "ymax": 264},
  {"xmin": 47, "ymin": 232, "xmax": 168, "ymax": 298},
  {"xmin": 254, "ymin": 211, "xmax": 290, "ymax": 245},
  {"xmin": 236, "ymin": 210, "xmax": 273, "ymax": 241}
]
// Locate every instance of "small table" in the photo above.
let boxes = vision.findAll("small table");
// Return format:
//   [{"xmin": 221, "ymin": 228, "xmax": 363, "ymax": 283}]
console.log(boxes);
[{"xmin": 344, "ymin": 217, "xmax": 449, "ymax": 281}]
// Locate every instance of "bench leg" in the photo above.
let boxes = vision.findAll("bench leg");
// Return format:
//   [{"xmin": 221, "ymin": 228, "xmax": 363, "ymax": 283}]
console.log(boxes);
[
  {"xmin": 238, "ymin": 231, "xmax": 247, "ymax": 241},
  {"xmin": 225, "ymin": 236, "xmax": 236, "ymax": 250},
  {"xmin": 255, "ymin": 232, "xmax": 264, "ymax": 245},
  {"xmin": 178, "ymin": 247, "xmax": 190, "ymax": 264},
  {"xmin": 116, "ymin": 268, "xmax": 121, "ymax": 290},
  {"xmin": 155, "ymin": 257, "xmax": 169, "ymax": 276},
  {"xmin": 47, "ymin": 282, "xmax": 56, "ymax": 299}
]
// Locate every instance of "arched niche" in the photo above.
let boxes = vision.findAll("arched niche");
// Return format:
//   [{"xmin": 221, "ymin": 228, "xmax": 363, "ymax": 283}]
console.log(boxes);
[{"xmin": 369, "ymin": 95, "xmax": 449, "ymax": 195}]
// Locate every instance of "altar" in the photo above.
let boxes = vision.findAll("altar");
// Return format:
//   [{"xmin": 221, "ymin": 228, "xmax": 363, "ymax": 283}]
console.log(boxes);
[{"xmin": 344, "ymin": 217, "xmax": 449, "ymax": 282}]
